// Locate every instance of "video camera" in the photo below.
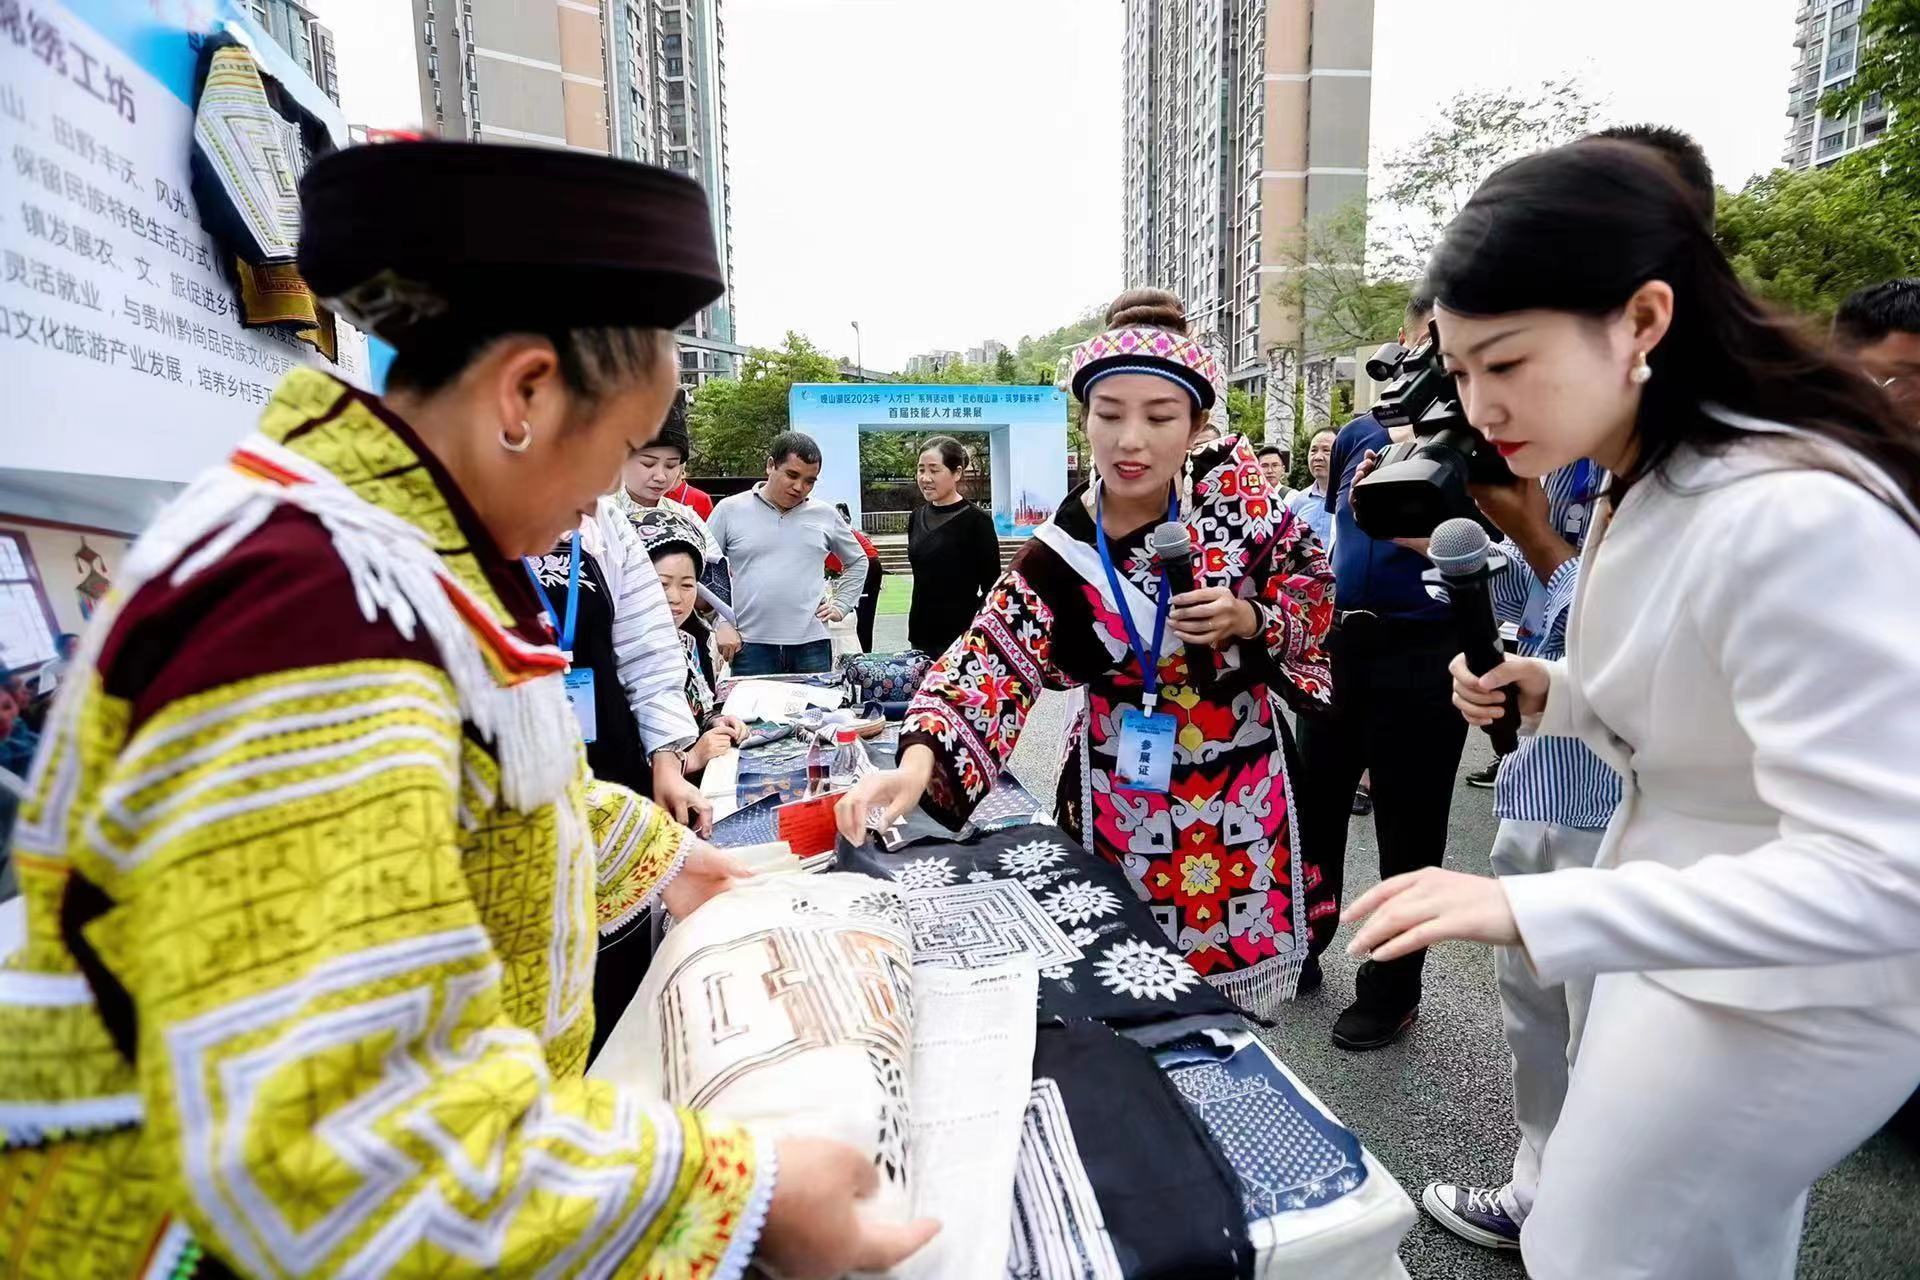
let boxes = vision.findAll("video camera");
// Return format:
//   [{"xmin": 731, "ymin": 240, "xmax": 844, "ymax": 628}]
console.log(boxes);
[{"xmin": 1349, "ymin": 323, "xmax": 1516, "ymax": 540}]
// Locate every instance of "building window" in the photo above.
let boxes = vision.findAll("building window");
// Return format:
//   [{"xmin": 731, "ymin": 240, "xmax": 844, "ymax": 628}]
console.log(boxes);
[
  {"xmin": 1826, "ymin": 48, "xmax": 1856, "ymax": 77},
  {"xmin": 1832, "ymin": 0, "xmax": 1856, "ymax": 16},
  {"xmin": 0, "ymin": 532, "xmax": 58, "ymax": 673},
  {"xmin": 1820, "ymin": 128, "xmax": 1848, "ymax": 154}
]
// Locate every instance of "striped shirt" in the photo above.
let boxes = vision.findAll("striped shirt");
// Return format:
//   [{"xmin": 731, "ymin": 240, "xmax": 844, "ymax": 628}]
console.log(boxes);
[{"xmin": 1489, "ymin": 461, "xmax": 1622, "ymax": 830}]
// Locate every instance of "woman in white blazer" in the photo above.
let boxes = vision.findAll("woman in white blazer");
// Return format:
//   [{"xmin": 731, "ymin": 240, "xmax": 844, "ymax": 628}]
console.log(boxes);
[{"xmin": 1345, "ymin": 140, "xmax": 1920, "ymax": 1279}]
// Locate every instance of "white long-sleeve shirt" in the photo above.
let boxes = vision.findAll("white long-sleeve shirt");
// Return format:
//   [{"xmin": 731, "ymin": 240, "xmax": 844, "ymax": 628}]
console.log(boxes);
[{"xmin": 579, "ymin": 497, "xmax": 698, "ymax": 755}]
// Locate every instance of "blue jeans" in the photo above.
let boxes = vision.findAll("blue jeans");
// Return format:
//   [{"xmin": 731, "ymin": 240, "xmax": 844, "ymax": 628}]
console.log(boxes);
[{"xmin": 731, "ymin": 639, "xmax": 833, "ymax": 677}]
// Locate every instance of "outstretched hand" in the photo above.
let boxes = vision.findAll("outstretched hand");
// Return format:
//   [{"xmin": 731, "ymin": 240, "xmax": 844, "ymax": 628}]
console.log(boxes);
[{"xmin": 1343, "ymin": 867, "xmax": 1521, "ymax": 963}]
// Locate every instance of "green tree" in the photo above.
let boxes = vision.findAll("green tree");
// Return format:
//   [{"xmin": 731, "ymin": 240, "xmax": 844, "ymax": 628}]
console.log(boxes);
[
  {"xmin": 686, "ymin": 331, "xmax": 840, "ymax": 475},
  {"xmin": 994, "ymin": 348, "xmax": 1019, "ymax": 382},
  {"xmin": 1012, "ymin": 308, "xmax": 1106, "ymax": 385},
  {"xmin": 1379, "ymin": 78, "xmax": 1601, "ymax": 273},
  {"xmin": 1225, "ymin": 386, "xmax": 1263, "ymax": 442},
  {"xmin": 1266, "ymin": 199, "xmax": 1415, "ymax": 364},
  {"xmin": 1825, "ymin": 0, "xmax": 1920, "ymax": 201},
  {"xmin": 1716, "ymin": 159, "xmax": 1920, "ymax": 318}
]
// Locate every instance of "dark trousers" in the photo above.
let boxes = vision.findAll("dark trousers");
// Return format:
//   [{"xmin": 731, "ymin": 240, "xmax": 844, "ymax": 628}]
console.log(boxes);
[
  {"xmin": 731, "ymin": 638, "xmax": 834, "ymax": 676},
  {"xmin": 1295, "ymin": 615, "xmax": 1469, "ymax": 1008},
  {"xmin": 857, "ymin": 560, "xmax": 883, "ymax": 653}
]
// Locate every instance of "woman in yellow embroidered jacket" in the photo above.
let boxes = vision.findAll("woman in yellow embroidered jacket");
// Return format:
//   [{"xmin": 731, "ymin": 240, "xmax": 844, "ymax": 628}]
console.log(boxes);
[{"xmin": 0, "ymin": 143, "xmax": 932, "ymax": 1280}]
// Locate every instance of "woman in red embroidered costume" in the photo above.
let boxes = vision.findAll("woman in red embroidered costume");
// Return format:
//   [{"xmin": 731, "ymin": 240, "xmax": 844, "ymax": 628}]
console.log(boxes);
[{"xmin": 838, "ymin": 290, "xmax": 1337, "ymax": 1018}]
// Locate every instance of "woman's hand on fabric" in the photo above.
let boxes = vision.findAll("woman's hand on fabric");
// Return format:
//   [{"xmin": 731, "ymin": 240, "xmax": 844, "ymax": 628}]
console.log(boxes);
[
  {"xmin": 815, "ymin": 600, "xmax": 846, "ymax": 624},
  {"xmin": 654, "ymin": 766, "xmax": 714, "ymax": 837},
  {"xmin": 716, "ymin": 622, "xmax": 742, "ymax": 661},
  {"xmin": 714, "ymin": 714, "xmax": 748, "ymax": 742},
  {"xmin": 758, "ymin": 1137, "xmax": 940, "ymax": 1279},
  {"xmin": 1170, "ymin": 586, "xmax": 1260, "ymax": 648},
  {"xmin": 1449, "ymin": 652, "xmax": 1550, "ymax": 725},
  {"xmin": 686, "ymin": 727, "xmax": 737, "ymax": 772},
  {"xmin": 834, "ymin": 748, "xmax": 933, "ymax": 845},
  {"xmin": 1342, "ymin": 867, "xmax": 1521, "ymax": 962},
  {"xmin": 662, "ymin": 839, "xmax": 752, "ymax": 919}
]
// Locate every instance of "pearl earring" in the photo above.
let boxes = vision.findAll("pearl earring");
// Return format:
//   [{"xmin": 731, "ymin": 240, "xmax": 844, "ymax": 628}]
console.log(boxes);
[
  {"xmin": 500, "ymin": 420, "xmax": 533, "ymax": 453},
  {"xmin": 1629, "ymin": 353, "xmax": 1653, "ymax": 386}
]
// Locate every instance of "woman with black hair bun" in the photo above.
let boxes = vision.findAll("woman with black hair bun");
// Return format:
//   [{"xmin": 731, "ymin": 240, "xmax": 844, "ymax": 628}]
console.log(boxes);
[
  {"xmin": 906, "ymin": 434, "xmax": 1001, "ymax": 656},
  {"xmin": 1345, "ymin": 138, "xmax": 1920, "ymax": 1278}
]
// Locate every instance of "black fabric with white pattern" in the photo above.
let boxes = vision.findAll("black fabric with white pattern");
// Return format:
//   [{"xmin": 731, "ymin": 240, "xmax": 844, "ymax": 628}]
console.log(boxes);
[{"xmin": 835, "ymin": 824, "xmax": 1249, "ymax": 1030}]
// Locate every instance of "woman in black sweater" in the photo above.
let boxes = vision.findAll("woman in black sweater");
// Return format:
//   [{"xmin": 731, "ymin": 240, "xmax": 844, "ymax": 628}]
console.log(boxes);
[{"xmin": 907, "ymin": 435, "xmax": 1003, "ymax": 656}]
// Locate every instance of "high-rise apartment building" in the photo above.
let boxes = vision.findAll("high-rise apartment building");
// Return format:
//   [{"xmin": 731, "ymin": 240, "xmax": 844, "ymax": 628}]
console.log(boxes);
[
  {"xmin": 245, "ymin": 0, "xmax": 338, "ymax": 103},
  {"xmin": 411, "ymin": 0, "xmax": 737, "ymax": 382},
  {"xmin": 1784, "ymin": 0, "xmax": 1890, "ymax": 171},
  {"xmin": 1121, "ymin": 0, "xmax": 1374, "ymax": 420}
]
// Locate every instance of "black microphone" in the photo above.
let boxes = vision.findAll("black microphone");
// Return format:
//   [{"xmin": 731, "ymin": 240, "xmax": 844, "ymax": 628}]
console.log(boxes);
[
  {"xmin": 1429, "ymin": 517, "xmax": 1520, "ymax": 756},
  {"xmin": 1148, "ymin": 521, "xmax": 1214, "ymax": 692}
]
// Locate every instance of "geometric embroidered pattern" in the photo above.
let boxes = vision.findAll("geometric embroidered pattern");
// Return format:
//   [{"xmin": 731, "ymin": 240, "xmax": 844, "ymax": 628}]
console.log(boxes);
[
  {"xmin": 906, "ymin": 880, "xmax": 1084, "ymax": 972},
  {"xmin": 0, "ymin": 368, "xmax": 769, "ymax": 1278}
]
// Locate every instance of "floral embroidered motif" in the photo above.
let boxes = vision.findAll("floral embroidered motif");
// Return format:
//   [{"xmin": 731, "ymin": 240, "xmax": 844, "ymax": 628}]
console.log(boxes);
[
  {"xmin": 893, "ymin": 856, "xmax": 959, "ymax": 890},
  {"xmin": 1094, "ymin": 938, "xmax": 1203, "ymax": 1001},
  {"xmin": 1000, "ymin": 838, "xmax": 1069, "ymax": 877},
  {"xmin": 1043, "ymin": 880, "xmax": 1124, "ymax": 926}
]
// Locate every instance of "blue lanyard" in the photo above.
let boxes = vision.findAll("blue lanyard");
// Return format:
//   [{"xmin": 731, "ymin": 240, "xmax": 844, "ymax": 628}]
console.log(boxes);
[
  {"xmin": 1094, "ymin": 483, "xmax": 1177, "ymax": 715},
  {"xmin": 523, "ymin": 534, "xmax": 582, "ymax": 654}
]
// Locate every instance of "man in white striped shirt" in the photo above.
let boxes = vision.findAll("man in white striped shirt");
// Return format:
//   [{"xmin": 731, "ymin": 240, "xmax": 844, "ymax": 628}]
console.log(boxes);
[{"xmin": 1422, "ymin": 459, "xmax": 1623, "ymax": 1251}]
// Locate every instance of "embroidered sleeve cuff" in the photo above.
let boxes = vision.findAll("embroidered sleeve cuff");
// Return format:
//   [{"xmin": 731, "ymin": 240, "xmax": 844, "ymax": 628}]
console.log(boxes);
[
  {"xmin": 713, "ymin": 1127, "xmax": 779, "ymax": 1280},
  {"xmin": 901, "ymin": 711, "xmax": 991, "ymax": 831},
  {"xmin": 589, "ymin": 785, "xmax": 691, "ymax": 936}
]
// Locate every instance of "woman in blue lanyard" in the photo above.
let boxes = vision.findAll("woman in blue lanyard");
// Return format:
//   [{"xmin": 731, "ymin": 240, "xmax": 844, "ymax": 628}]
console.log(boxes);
[
  {"xmin": 524, "ymin": 530, "xmax": 653, "ymax": 798},
  {"xmin": 835, "ymin": 289, "xmax": 1339, "ymax": 1019}
]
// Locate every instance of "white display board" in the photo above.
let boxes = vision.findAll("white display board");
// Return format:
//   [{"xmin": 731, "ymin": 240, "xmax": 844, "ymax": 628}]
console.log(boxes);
[{"xmin": 0, "ymin": 0, "xmax": 368, "ymax": 487}]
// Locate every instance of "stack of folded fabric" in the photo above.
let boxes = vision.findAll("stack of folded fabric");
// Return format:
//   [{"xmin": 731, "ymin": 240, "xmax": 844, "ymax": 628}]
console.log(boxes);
[{"xmin": 836, "ymin": 821, "xmax": 1416, "ymax": 1279}]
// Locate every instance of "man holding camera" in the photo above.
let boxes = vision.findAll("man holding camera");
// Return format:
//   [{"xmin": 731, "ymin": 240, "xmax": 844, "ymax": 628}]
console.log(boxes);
[
  {"xmin": 1296, "ymin": 294, "xmax": 1472, "ymax": 1049},
  {"xmin": 1419, "ymin": 459, "xmax": 1621, "ymax": 1250}
]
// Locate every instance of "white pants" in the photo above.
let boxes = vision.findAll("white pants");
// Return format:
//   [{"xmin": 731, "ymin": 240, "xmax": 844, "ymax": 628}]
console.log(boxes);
[
  {"xmin": 1522, "ymin": 971, "xmax": 1920, "ymax": 1279},
  {"xmin": 1488, "ymin": 820, "xmax": 1605, "ymax": 1224}
]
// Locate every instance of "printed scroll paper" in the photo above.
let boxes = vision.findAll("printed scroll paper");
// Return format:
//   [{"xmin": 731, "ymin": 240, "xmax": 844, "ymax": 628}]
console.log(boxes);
[
  {"xmin": 587, "ymin": 872, "xmax": 918, "ymax": 1219},
  {"xmin": 894, "ymin": 964, "xmax": 1038, "ymax": 1280}
]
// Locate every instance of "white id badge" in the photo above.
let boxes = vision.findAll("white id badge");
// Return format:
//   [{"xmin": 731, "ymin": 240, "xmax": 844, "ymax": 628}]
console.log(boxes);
[
  {"xmin": 1114, "ymin": 706, "xmax": 1176, "ymax": 793},
  {"xmin": 564, "ymin": 668, "xmax": 598, "ymax": 743}
]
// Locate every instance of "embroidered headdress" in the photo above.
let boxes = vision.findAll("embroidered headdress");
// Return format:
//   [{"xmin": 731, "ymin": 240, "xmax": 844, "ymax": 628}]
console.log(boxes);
[{"xmin": 1064, "ymin": 325, "xmax": 1225, "ymax": 411}]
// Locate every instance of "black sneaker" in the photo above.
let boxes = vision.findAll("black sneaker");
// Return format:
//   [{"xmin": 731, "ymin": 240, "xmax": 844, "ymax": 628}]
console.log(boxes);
[
  {"xmin": 1330, "ymin": 993, "xmax": 1417, "ymax": 1050},
  {"xmin": 1465, "ymin": 762, "xmax": 1499, "ymax": 789},
  {"xmin": 1421, "ymin": 1181, "xmax": 1522, "ymax": 1250},
  {"xmin": 1350, "ymin": 783, "xmax": 1373, "ymax": 816}
]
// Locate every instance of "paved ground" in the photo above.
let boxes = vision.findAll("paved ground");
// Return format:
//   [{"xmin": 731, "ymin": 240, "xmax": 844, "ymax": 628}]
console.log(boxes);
[{"xmin": 873, "ymin": 609, "xmax": 1920, "ymax": 1278}]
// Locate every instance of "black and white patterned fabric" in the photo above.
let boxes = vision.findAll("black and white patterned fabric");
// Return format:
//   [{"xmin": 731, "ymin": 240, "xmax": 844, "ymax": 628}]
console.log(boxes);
[
  {"xmin": 836, "ymin": 824, "xmax": 1249, "ymax": 1031},
  {"xmin": 1157, "ymin": 1034, "xmax": 1368, "ymax": 1217},
  {"xmin": 1020, "ymin": 1022, "xmax": 1253, "ymax": 1280}
]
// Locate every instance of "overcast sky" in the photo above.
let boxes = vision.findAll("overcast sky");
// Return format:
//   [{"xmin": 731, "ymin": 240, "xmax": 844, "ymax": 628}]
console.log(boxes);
[{"xmin": 310, "ymin": 0, "xmax": 1798, "ymax": 371}]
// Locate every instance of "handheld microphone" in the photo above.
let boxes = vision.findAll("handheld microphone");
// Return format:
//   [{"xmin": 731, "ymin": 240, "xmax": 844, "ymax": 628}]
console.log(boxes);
[
  {"xmin": 1428, "ymin": 517, "xmax": 1520, "ymax": 756},
  {"xmin": 1148, "ymin": 521, "xmax": 1213, "ymax": 692}
]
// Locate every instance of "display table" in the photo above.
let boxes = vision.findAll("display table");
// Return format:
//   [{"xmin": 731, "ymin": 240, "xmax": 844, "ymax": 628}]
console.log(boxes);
[{"xmin": 679, "ymin": 727, "xmax": 1418, "ymax": 1279}]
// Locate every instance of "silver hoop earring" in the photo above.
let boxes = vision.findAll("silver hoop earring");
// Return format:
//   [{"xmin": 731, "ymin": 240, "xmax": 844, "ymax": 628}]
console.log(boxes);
[
  {"xmin": 1629, "ymin": 353, "xmax": 1653, "ymax": 386},
  {"xmin": 500, "ymin": 420, "xmax": 533, "ymax": 453}
]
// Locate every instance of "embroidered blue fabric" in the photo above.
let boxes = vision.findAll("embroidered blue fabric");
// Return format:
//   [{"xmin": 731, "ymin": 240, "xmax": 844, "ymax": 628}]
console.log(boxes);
[{"xmin": 1158, "ymin": 1038, "xmax": 1368, "ymax": 1216}]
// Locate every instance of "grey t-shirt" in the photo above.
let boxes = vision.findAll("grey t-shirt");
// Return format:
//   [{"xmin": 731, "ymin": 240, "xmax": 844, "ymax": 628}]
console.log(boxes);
[{"xmin": 708, "ymin": 486, "xmax": 868, "ymax": 645}]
